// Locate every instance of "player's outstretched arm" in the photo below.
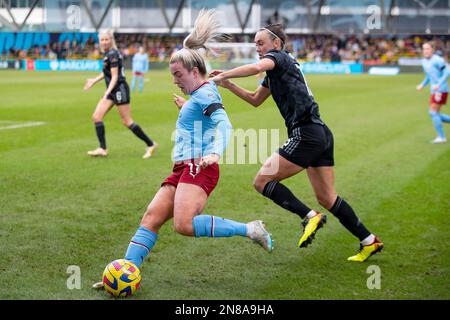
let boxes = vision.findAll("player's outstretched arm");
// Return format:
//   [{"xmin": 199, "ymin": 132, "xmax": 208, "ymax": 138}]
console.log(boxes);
[
  {"xmin": 211, "ymin": 58, "xmax": 275, "ymax": 81},
  {"xmin": 84, "ymin": 72, "xmax": 104, "ymax": 91},
  {"xmin": 417, "ymin": 75, "xmax": 430, "ymax": 90},
  {"xmin": 210, "ymin": 71, "xmax": 270, "ymax": 108}
]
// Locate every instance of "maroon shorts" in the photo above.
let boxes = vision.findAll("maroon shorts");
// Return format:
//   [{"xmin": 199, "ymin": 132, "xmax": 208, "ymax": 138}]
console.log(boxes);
[
  {"xmin": 161, "ymin": 160, "xmax": 220, "ymax": 196},
  {"xmin": 430, "ymin": 92, "xmax": 448, "ymax": 105},
  {"xmin": 133, "ymin": 71, "xmax": 144, "ymax": 76}
]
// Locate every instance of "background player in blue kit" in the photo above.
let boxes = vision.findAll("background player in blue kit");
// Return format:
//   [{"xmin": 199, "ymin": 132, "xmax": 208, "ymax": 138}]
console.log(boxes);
[
  {"xmin": 84, "ymin": 31, "xmax": 158, "ymax": 159},
  {"xmin": 93, "ymin": 10, "xmax": 272, "ymax": 290},
  {"xmin": 416, "ymin": 42, "xmax": 449, "ymax": 144},
  {"xmin": 211, "ymin": 24, "xmax": 383, "ymax": 262},
  {"xmin": 131, "ymin": 46, "xmax": 149, "ymax": 93}
]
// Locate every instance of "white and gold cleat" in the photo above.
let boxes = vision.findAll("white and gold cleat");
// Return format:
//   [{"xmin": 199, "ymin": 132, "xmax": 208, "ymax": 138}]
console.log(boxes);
[
  {"xmin": 92, "ymin": 281, "xmax": 104, "ymax": 289},
  {"xmin": 87, "ymin": 148, "xmax": 108, "ymax": 157},
  {"xmin": 143, "ymin": 142, "xmax": 159, "ymax": 159}
]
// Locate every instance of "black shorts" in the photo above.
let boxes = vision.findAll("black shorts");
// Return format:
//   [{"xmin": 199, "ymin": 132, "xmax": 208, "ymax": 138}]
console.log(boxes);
[
  {"xmin": 107, "ymin": 82, "xmax": 130, "ymax": 105},
  {"xmin": 277, "ymin": 123, "xmax": 334, "ymax": 168}
]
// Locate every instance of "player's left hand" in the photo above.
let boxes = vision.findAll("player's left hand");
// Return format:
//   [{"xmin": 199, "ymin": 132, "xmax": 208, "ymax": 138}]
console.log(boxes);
[
  {"xmin": 209, "ymin": 70, "xmax": 226, "ymax": 84},
  {"xmin": 432, "ymin": 85, "xmax": 440, "ymax": 91},
  {"xmin": 208, "ymin": 70, "xmax": 224, "ymax": 78},
  {"xmin": 210, "ymin": 74, "xmax": 225, "ymax": 84},
  {"xmin": 199, "ymin": 153, "xmax": 220, "ymax": 168}
]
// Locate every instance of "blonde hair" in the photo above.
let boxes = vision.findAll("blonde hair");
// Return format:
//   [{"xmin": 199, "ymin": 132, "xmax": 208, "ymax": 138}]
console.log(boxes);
[
  {"xmin": 98, "ymin": 29, "xmax": 118, "ymax": 52},
  {"xmin": 170, "ymin": 9, "xmax": 230, "ymax": 76}
]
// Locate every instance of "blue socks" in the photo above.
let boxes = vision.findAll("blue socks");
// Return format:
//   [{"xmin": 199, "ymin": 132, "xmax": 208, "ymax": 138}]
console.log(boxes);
[
  {"xmin": 124, "ymin": 216, "xmax": 247, "ymax": 268},
  {"xmin": 124, "ymin": 226, "xmax": 157, "ymax": 268},
  {"xmin": 139, "ymin": 76, "xmax": 144, "ymax": 93},
  {"xmin": 439, "ymin": 113, "xmax": 450, "ymax": 123},
  {"xmin": 429, "ymin": 111, "xmax": 446, "ymax": 138},
  {"xmin": 131, "ymin": 76, "xmax": 144, "ymax": 93},
  {"xmin": 192, "ymin": 215, "xmax": 247, "ymax": 238}
]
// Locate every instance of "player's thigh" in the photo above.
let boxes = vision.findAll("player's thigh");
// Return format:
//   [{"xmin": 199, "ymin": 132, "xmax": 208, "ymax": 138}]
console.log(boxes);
[
  {"xmin": 429, "ymin": 103, "xmax": 442, "ymax": 112},
  {"xmin": 306, "ymin": 166, "xmax": 337, "ymax": 210},
  {"xmin": 116, "ymin": 103, "xmax": 134, "ymax": 127},
  {"xmin": 254, "ymin": 152, "xmax": 304, "ymax": 191},
  {"xmin": 93, "ymin": 98, "xmax": 114, "ymax": 121},
  {"xmin": 141, "ymin": 184, "xmax": 176, "ymax": 232},
  {"xmin": 173, "ymin": 183, "xmax": 208, "ymax": 234}
]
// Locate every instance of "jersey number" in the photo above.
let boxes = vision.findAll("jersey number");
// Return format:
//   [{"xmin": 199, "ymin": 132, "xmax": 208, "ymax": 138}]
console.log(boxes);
[{"xmin": 188, "ymin": 163, "xmax": 200, "ymax": 178}]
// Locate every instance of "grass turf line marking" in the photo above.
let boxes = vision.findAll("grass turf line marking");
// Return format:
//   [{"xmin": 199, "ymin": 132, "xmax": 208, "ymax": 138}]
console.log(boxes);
[{"xmin": 0, "ymin": 121, "xmax": 46, "ymax": 130}]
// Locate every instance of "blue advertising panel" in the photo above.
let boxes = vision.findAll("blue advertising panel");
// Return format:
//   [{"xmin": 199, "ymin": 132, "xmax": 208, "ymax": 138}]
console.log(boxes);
[
  {"xmin": 24, "ymin": 59, "xmax": 102, "ymax": 71},
  {"xmin": 300, "ymin": 62, "xmax": 363, "ymax": 74}
]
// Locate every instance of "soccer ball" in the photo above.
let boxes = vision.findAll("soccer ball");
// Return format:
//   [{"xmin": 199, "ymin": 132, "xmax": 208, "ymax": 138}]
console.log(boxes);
[{"xmin": 102, "ymin": 259, "xmax": 141, "ymax": 298}]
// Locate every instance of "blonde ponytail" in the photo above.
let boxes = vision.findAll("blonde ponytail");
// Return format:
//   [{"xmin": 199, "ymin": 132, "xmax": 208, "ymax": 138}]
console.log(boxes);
[
  {"xmin": 183, "ymin": 9, "xmax": 231, "ymax": 52},
  {"xmin": 170, "ymin": 9, "xmax": 230, "ymax": 75}
]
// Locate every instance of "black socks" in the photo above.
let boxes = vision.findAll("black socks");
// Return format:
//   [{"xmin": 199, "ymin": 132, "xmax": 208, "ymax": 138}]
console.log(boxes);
[
  {"xmin": 129, "ymin": 123, "xmax": 154, "ymax": 147},
  {"xmin": 95, "ymin": 121, "xmax": 106, "ymax": 149},
  {"xmin": 262, "ymin": 180, "xmax": 372, "ymax": 241},
  {"xmin": 262, "ymin": 181, "xmax": 311, "ymax": 219},
  {"xmin": 329, "ymin": 196, "xmax": 371, "ymax": 241}
]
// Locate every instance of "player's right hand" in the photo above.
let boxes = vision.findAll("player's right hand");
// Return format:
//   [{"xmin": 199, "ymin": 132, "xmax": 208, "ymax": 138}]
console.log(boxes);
[
  {"xmin": 416, "ymin": 84, "xmax": 423, "ymax": 91},
  {"xmin": 173, "ymin": 93, "xmax": 186, "ymax": 109},
  {"xmin": 84, "ymin": 79, "xmax": 96, "ymax": 91}
]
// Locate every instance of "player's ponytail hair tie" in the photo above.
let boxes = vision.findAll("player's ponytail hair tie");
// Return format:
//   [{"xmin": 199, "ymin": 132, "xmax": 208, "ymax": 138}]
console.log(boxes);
[
  {"xmin": 261, "ymin": 24, "xmax": 286, "ymax": 50},
  {"xmin": 170, "ymin": 9, "xmax": 230, "ymax": 76}
]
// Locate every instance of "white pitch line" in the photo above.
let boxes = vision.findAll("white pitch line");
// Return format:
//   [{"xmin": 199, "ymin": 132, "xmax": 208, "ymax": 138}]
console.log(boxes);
[{"xmin": 0, "ymin": 121, "xmax": 46, "ymax": 130}]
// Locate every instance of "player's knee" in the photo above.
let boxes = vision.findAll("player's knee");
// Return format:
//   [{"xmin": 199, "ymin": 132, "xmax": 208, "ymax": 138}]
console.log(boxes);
[
  {"xmin": 122, "ymin": 118, "xmax": 134, "ymax": 127},
  {"xmin": 140, "ymin": 208, "xmax": 162, "ymax": 232},
  {"xmin": 429, "ymin": 110, "xmax": 439, "ymax": 117},
  {"xmin": 253, "ymin": 174, "xmax": 268, "ymax": 194},
  {"xmin": 173, "ymin": 218, "xmax": 193, "ymax": 236},
  {"xmin": 92, "ymin": 113, "xmax": 102, "ymax": 123},
  {"xmin": 316, "ymin": 195, "xmax": 334, "ymax": 211}
]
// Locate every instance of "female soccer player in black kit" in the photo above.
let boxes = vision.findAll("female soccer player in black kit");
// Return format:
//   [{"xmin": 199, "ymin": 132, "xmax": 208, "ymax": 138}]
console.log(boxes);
[
  {"xmin": 210, "ymin": 24, "xmax": 383, "ymax": 262},
  {"xmin": 84, "ymin": 30, "xmax": 158, "ymax": 159}
]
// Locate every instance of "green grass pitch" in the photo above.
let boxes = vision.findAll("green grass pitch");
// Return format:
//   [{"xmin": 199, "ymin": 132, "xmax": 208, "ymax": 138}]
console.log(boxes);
[{"xmin": 0, "ymin": 70, "xmax": 448, "ymax": 299}]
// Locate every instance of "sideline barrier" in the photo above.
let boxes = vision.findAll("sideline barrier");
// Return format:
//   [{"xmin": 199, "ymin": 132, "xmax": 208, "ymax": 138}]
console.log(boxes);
[
  {"xmin": 368, "ymin": 66, "xmax": 401, "ymax": 76},
  {"xmin": 0, "ymin": 60, "xmax": 21, "ymax": 70},
  {"xmin": 23, "ymin": 59, "xmax": 102, "ymax": 71},
  {"xmin": 300, "ymin": 62, "xmax": 363, "ymax": 74}
]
